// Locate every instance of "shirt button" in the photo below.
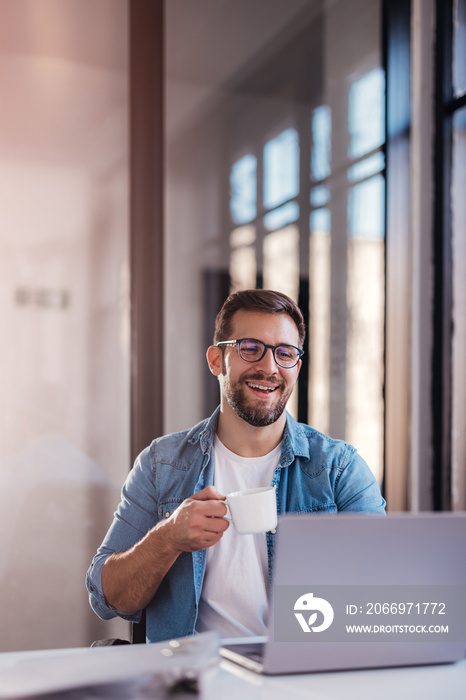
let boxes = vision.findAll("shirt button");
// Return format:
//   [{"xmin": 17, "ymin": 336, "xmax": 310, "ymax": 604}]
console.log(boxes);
[
  {"xmin": 165, "ymin": 512, "xmax": 170, "ymax": 518},
  {"xmin": 270, "ymin": 529, "xmax": 276, "ymax": 535}
]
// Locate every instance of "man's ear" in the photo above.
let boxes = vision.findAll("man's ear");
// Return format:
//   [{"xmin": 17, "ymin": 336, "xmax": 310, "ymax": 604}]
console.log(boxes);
[{"xmin": 206, "ymin": 345, "xmax": 223, "ymax": 376}]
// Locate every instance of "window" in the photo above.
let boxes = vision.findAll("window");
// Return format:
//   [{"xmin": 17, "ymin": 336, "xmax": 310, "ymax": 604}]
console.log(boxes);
[
  {"xmin": 433, "ymin": 0, "xmax": 466, "ymax": 509},
  {"xmin": 226, "ymin": 2, "xmax": 385, "ymax": 482},
  {"xmin": 165, "ymin": 0, "xmax": 386, "ymax": 486}
]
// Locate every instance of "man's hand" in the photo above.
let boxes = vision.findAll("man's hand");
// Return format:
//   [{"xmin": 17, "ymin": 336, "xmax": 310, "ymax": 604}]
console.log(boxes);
[
  {"xmin": 161, "ymin": 485, "xmax": 229, "ymax": 554},
  {"xmin": 102, "ymin": 486, "xmax": 229, "ymax": 614}
]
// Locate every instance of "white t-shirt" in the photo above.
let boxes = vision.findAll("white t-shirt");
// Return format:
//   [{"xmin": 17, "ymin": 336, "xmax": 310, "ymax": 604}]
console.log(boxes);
[{"xmin": 195, "ymin": 436, "xmax": 281, "ymax": 638}]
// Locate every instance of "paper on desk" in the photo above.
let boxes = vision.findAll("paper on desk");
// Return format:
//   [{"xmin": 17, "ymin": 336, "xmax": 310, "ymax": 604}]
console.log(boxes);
[{"xmin": 0, "ymin": 631, "xmax": 219, "ymax": 699}]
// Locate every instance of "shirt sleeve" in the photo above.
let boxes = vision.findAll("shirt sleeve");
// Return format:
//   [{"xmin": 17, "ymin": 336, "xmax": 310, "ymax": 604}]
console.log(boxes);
[
  {"xmin": 86, "ymin": 444, "xmax": 159, "ymax": 621},
  {"xmin": 334, "ymin": 451, "xmax": 386, "ymax": 514}
]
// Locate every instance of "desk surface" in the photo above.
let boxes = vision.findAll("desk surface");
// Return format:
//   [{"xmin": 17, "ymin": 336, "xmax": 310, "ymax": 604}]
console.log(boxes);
[
  {"xmin": 0, "ymin": 645, "xmax": 464, "ymax": 700},
  {"xmin": 212, "ymin": 657, "xmax": 466, "ymax": 700}
]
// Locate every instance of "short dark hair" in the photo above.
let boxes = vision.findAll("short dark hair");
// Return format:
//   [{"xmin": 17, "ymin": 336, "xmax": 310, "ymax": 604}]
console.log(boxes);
[{"xmin": 213, "ymin": 289, "xmax": 306, "ymax": 347}]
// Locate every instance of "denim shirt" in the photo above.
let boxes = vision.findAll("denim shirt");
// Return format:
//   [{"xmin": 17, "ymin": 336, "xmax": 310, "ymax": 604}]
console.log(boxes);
[{"xmin": 86, "ymin": 407, "xmax": 385, "ymax": 643}]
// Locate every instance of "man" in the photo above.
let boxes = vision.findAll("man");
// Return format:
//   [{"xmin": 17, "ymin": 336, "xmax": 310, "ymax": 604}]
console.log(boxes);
[{"xmin": 86, "ymin": 289, "xmax": 385, "ymax": 643}]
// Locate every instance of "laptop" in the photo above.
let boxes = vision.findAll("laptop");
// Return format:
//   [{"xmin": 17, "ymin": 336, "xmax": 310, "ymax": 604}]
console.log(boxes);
[{"xmin": 220, "ymin": 512, "xmax": 466, "ymax": 674}]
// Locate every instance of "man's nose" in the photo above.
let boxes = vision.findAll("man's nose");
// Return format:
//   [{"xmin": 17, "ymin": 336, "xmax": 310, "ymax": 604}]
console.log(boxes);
[{"xmin": 256, "ymin": 346, "xmax": 279, "ymax": 372}]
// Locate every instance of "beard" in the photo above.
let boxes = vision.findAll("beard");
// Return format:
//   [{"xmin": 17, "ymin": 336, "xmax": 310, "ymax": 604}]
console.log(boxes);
[{"xmin": 221, "ymin": 366, "xmax": 294, "ymax": 427}]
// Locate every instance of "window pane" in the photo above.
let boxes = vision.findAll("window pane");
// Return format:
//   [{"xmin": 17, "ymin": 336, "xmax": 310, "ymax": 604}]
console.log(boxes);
[
  {"xmin": 230, "ymin": 154, "xmax": 257, "ymax": 224},
  {"xmin": 263, "ymin": 225, "xmax": 299, "ymax": 302},
  {"xmin": 263, "ymin": 128, "xmax": 299, "ymax": 209},
  {"xmin": 453, "ymin": 0, "xmax": 466, "ymax": 97},
  {"xmin": 263, "ymin": 201, "xmax": 299, "ymax": 231},
  {"xmin": 348, "ymin": 174, "xmax": 385, "ymax": 239},
  {"xmin": 310, "ymin": 185, "xmax": 330, "ymax": 207},
  {"xmin": 229, "ymin": 225, "xmax": 257, "ymax": 291},
  {"xmin": 349, "ymin": 67, "xmax": 385, "ymax": 158},
  {"xmin": 346, "ymin": 228, "xmax": 385, "ymax": 483},
  {"xmin": 346, "ymin": 171, "xmax": 385, "ymax": 482},
  {"xmin": 311, "ymin": 105, "xmax": 331, "ymax": 181},
  {"xmin": 451, "ymin": 107, "xmax": 466, "ymax": 509},
  {"xmin": 348, "ymin": 151, "xmax": 385, "ymax": 182},
  {"xmin": 310, "ymin": 208, "xmax": 330, "ymax": 236}
]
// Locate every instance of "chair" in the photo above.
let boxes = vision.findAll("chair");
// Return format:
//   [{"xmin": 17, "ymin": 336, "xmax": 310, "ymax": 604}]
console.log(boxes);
[{"xmin": 91, "ymin": 612, "xmax": 146, "ymax": 646}]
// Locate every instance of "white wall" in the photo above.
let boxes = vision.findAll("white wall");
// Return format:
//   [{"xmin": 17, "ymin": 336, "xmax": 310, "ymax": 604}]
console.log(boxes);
[{"xmin": 0, "ymin": 0, "xmax": 130, "ymax": 650}]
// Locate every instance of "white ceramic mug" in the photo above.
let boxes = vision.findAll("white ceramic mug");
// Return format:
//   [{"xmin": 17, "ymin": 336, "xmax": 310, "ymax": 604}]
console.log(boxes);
[{"xmin": 224, "ymin": 485, "xmax": 277, "ymax": 534}]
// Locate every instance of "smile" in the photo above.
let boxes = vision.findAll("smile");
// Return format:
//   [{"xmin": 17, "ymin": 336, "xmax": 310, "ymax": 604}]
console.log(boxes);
[{"xmin": 246, "ymin": 381, "xmax": 278, "ymax": 393}]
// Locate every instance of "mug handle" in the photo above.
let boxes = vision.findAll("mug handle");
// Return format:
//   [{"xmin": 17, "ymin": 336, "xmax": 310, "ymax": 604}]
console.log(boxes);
[{"xmin": 223, "ymin": 501, "xmax": 232, "ymax": 522}]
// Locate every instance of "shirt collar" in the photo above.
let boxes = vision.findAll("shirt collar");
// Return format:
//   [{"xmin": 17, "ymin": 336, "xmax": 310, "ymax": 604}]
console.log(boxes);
[{"xmin": 191, "ymin": 406, "xmax": 310, "ymax": 465}]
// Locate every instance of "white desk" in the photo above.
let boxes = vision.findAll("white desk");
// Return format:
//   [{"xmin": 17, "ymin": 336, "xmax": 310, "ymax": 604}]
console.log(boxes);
[
  {"xmin": 0, "ymin": 644, "xmax": 464, "ymax": 699},
  {"xmin": 212, "ymin": 657, "xmax": 466, "ymax": 700}
]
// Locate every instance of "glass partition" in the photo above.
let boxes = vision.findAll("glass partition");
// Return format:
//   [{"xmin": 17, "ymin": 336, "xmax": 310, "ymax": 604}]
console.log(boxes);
[{"xmin": 0, "ymin": 0, "xmax": 129, "ymax": 650}]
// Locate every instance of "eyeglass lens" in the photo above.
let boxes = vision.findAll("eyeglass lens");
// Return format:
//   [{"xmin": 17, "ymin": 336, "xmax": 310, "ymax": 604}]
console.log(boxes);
[{"xmin": 238, "ymin": 339, "xmax": 299, "ymax": 367}]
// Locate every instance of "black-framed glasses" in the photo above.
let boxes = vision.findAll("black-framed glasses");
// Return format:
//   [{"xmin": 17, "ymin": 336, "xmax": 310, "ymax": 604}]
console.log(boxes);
[{"xmin": 216, "ymin": 338, "xmax": 304, "ymax": 368}]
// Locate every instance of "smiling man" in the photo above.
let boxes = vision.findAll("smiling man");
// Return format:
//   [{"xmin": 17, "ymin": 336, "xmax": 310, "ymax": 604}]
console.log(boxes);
[{"xmin": 86, "ymin": 289, "xmax": 385, "ymax": 643}]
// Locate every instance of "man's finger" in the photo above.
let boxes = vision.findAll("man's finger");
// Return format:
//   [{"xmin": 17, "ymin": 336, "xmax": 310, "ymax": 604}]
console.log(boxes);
[
  {"xmin": 198, "ymin": 499, "xmax": 228, "ymax": 518},
  {"xmin": 203, "ymin": 513, "xmax": 230, "ymax": 534}
]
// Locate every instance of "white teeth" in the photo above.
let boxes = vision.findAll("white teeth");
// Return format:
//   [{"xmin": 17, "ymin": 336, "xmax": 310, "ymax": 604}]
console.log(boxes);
[{"xmin": 247, "ymin": 382, "xmax": 276, "ymax": 392}]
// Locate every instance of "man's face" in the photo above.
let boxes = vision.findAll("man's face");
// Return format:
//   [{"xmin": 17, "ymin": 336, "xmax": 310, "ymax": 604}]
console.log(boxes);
[{"xmin": 216, "ymin": 310, "xmax": 302, "ymax": 427}]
